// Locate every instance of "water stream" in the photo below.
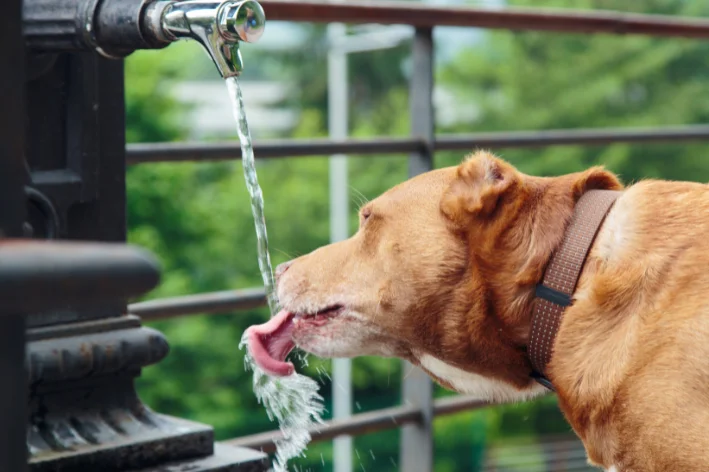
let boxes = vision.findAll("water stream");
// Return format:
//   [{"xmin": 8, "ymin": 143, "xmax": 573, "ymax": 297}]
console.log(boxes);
[
  {"xmin": 225, "ymin": 77, "xmax": 278, "ymax": 315},
  {"xmin": 226, "ymin": 77, "xmax": 325, "ymax": 471}
]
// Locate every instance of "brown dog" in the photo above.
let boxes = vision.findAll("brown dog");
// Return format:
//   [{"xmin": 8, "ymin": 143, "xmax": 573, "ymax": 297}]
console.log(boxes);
[{"xmin": 247, "ymin": 151, "xmax": 709, "ymax": 472}]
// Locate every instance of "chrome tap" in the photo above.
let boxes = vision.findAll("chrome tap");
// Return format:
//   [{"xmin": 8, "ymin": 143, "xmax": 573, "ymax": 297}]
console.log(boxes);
[
  {"xmin": 159, "ymin": 0, "xmax": 266, "ymax": 78},
  {"xmin": 24, "ymin": 0, "xmax": 265, "ymax": 77}
]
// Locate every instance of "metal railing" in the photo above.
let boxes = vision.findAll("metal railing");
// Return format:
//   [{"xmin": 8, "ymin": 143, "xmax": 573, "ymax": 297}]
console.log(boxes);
[
  {"xmin": 128, "ymin": 124, "xmax": 709, "ymax": 164},
  {"xmin": 127, "ymin": 2, "xmax": 709, "ymax": 469}
]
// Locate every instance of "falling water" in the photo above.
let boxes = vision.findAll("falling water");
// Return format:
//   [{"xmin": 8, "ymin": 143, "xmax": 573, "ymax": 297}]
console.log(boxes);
[
  {"xmin": 226, "ymin": 77, "xmax": 325, "ymax": 471},
  {"xmin": 225, "ymin": 77, "xmax": 278, "ymax": 315}
]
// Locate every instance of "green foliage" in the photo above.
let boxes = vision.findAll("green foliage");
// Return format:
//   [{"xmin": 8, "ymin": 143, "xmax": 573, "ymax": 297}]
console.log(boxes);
[
  {"xmin": 125, "ymin": 1, "xmax": 709, "ymax": 470},
  {"xmin": 438, "ymin": 0, "xmax": 709, "ymax": 182}
]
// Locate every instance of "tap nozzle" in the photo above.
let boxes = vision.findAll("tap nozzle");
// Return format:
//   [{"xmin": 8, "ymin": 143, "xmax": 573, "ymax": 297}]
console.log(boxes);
[{"xmin": 160, "ymin": 0, "xmax": 265, "ymax": 78}]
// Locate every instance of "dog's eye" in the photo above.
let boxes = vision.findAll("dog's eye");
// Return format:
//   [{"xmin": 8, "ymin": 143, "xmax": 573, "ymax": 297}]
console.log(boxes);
[{"xmin": 360, "ymin": 207, "xmax": 372, "ymax": 225}]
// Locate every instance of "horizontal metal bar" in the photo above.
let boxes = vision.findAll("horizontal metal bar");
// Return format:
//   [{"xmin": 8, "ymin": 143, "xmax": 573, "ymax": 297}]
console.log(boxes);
[
  {"xmin": 483, "ymin": 458, "xmax": 592, "ymax": 472},
  {"xmin": 261, "ymin": 0, "xmax": 709, "ymax": 39},
  {"xmin": 126, "ymin": 138, "xmax": 423, "ymax": 164},
  {"xmin": 130, "ymin": 288, "xmax": 267, "ymax": 321},
  {"xmin": 432, "ymin": 394, "xmax": 486, "ymax": 416},
  {"xmin": 126, "ymin": 125, "xmax": 709, "ymax": 164},
  {"xmin": 436, "ymin": 124, "xmax": 709, "ymax": 150},
  {"xmin": 0, "ymin": 240, "xmax": 160, "ymax": 312},
  {"xmin": 222, "ymin": 395, "xmax": 487, "ymax": 454},
  {"xmin": 224, "ymin": 404, "xmax": 420, "ymax": 453}
]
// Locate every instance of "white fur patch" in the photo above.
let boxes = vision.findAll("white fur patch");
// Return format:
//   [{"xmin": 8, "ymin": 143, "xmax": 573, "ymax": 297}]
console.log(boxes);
[
  {"xmin": 417, "ymin": 353, "xmax": 548, "ymax": 403},
  {"xmin": 606, "ymin": 466, "xmax": 619, "ymax": 472},
  {"xmin": 594, "ymin": 193, "xmax": 631, "ymax": 262}
]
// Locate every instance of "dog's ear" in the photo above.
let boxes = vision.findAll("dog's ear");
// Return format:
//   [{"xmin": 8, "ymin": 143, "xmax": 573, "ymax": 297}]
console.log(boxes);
[
  {"xmin": 571, "ymin": 166, "xmax": 623, "ymax": 198},
  {"xmin": 441, "ymin": 151, "xmax": 521, "ymax": 225}
]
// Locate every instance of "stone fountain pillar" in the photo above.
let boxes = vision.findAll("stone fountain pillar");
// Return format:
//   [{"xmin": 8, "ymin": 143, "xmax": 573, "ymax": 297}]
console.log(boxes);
[{"xmin": 13, "ymin": 0, "xmax": 269, "ymax": 470}]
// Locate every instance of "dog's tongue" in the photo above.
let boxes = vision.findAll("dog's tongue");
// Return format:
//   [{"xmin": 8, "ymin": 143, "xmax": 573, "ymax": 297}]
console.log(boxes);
[{"xmin": 246, "ymin": 309, "xmax": 296, "ymax": 377}]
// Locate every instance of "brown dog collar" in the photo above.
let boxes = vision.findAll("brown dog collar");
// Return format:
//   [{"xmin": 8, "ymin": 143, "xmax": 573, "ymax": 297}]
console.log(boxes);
[{"xmin": 529, "ymin": 189, "xmax": 621, "ymax": 391}]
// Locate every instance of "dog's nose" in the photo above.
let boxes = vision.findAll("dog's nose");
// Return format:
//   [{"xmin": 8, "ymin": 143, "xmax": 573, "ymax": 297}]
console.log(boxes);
[{"xmin": 275, "ymin": 261, "xmax": 293, "ymax": 284}]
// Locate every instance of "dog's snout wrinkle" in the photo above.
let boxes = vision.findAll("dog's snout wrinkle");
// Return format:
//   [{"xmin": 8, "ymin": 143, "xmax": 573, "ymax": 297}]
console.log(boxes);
[{"xmin": 274, "ymin": 260, "xmax": 293, "ymax": 284}]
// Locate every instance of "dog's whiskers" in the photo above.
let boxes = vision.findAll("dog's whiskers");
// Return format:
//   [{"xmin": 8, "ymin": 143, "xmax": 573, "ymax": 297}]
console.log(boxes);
[{"xmin": 350, "ymin": 186, "xmax": 369, "ymax": 209}]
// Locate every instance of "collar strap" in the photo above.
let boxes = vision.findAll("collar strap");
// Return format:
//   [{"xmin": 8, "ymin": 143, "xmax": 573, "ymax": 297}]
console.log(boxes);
[{"xmin": 529, "ymin": 189, "xmax": 621, "ymax": 390}]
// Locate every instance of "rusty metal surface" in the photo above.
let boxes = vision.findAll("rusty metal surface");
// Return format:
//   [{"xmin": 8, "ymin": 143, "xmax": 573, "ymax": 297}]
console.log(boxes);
[
  {"xmin": 0, "ymin": 240, "xmax": 160, "ymax": 312},
  {"xmin": 27, "ymin": 324, "xmax": 169, "ymax": 384},
  {"xmin": 261, "ymin": 0, "xmax": 709, "ymax": 38},
  {"xmin": 126, "ymin": 124, "xmax": 709, "ymax": 164},
  {"xmin": 130, "ymin": 289, "xmax": 267, "ymax": 321}
]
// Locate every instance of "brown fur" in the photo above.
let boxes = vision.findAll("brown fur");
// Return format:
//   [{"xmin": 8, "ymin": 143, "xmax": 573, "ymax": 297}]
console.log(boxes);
[{"xmin": 275, "ymin": 151, "xmax": 709, "ymax": 471}]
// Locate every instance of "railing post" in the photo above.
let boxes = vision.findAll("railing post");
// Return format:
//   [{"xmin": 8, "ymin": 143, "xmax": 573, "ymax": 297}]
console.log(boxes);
[
  {"xmin": 328, "ymin": 20, "xmax": 354, "ymax": 472},
  {"xmin": 0, "ymin": 0, "xmax": 28, "ymax": 470},
  {"xmin": 400, "ymin": 26, "xmax": 435, "ymax": 472}
]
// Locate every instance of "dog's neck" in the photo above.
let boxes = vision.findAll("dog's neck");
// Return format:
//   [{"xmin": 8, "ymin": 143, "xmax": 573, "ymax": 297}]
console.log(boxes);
[
  {"xmin": 528, "ymin": 189, "xmax": 621, "ymax": 390},
  {"xmin": 469, "ymin": 173, "xmax": 622, "ymax": 389}
]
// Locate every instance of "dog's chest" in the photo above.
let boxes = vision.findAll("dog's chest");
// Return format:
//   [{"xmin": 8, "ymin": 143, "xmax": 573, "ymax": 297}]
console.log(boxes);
[{"xmin": 416, "ymin": 353, "xmax": 547, "ymax": 403}]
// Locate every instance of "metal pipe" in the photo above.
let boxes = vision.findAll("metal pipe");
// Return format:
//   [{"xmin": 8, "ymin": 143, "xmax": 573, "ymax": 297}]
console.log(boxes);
[
  {"xmin": 436, "ymin": 125, "xmax": 709, "ymax": 150},
  {"xmin": 24, "ymin": 0, "xmax": 709, "ymax": 58},
  {"xmin": 23, "ymin": 0, "xmax": 170, "ymax": 56},
  {"xmin": 126, "ymin": 125, "xmax": 709, "ymax": 164},
  {"xmin": 223, "ymin": 404, "xmax": 421, "ymax": 453},
  {"xmin": 327, "ymin": 19, "xmax": 353, "ymax": 472},
  {"xmin": 401, "ymin": 26, "xmax": 435, "ymax": 472},
  {"xmin": 126, "ymin": 138, "xmax": 424, "ymax": 164},
  {"xmin": 260, "ymin": 0, "xmax": 709, "ymax": 39}
]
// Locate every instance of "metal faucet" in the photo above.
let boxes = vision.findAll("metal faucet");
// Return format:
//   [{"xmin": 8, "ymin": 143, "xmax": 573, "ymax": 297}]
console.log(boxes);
[
  {"xmin": 159, "ymin": 0, "xmax": 266, "ymax": 78},
  {"xmin": 24, "ymin": 0, "xmax": 265, "ymax": 77}
]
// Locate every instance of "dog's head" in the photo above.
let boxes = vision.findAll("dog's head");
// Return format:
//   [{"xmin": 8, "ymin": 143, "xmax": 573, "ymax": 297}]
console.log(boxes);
[{"xmin": 247, "ymin": 152, "xmax": 621, "ymax": 401}]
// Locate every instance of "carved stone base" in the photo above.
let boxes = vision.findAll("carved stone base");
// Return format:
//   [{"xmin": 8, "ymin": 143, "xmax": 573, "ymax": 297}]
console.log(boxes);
[
  {"xmin": 132, "ymin": 444, "xmax": 268, "ymax": 472},
  {"xmin": 27, "ymin": 315, "xmax": 268, "ymax": 472}
]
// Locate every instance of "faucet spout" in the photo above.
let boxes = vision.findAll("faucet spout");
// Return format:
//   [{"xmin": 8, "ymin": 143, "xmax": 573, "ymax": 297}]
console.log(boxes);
[{"xmin": 160, "ymin": 0, "xmax": 265, "ymax": 78}]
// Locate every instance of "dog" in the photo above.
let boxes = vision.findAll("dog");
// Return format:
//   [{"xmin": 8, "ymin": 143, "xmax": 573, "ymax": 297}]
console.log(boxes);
[{"xmin": 247, "ymin": 151, "xmax": 709, "ymax": 471}]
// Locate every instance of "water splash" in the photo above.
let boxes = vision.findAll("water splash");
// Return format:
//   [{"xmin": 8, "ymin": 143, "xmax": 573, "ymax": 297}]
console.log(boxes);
[
  {"xmin": 239, "ymin": 333, "xmax": 325, "ymax": 471},
  {"xmin": 226, "ymin": 76, "xmax": 325, "ymax": 471}
]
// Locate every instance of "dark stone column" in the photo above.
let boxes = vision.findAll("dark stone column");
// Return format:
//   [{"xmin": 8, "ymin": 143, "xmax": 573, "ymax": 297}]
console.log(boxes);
[{"xmin": 22, "ymin": 21, "xmax": 267, "ymax": 472}]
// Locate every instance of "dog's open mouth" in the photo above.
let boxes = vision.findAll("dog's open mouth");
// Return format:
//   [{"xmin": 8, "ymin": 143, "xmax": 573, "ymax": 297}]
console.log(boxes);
[{"xmin": 246, "ymin": 305, "xmax": 344, "ymax": 377}]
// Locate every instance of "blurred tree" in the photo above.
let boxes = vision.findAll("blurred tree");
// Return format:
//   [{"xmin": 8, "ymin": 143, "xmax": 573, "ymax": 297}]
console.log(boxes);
[{"xmin": 438, "ymin": 0, "xmax": 709, "ymax": 181}]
